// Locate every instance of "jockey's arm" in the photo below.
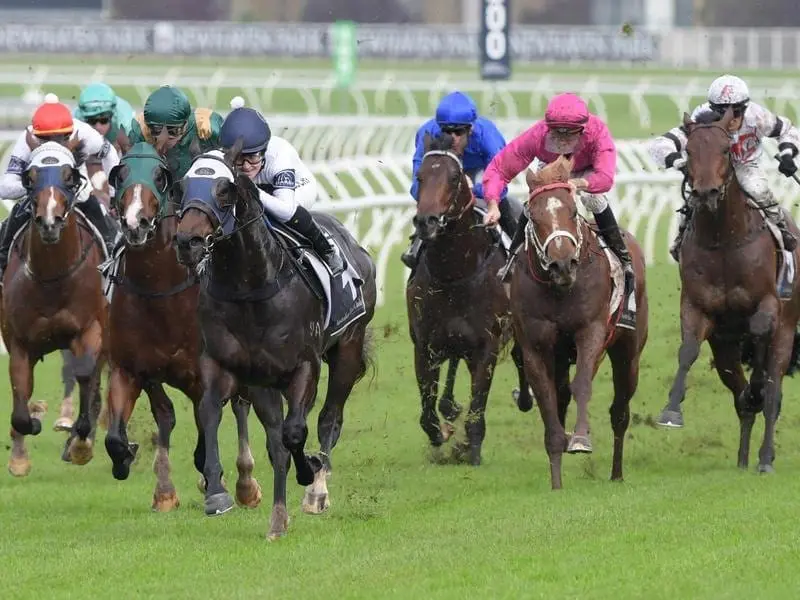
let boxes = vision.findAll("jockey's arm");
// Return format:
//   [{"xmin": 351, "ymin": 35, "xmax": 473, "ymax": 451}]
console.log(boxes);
[
  {"xmin": 482, "ymin": 123, "xmax": 539, "ymax": 204},
  {"xmin": 583, "ymin": 125, "xmax": 617, "ymax": 194},
  {"xmin": 474, "ymin": 120, "xmax": 508, "ymax": 200},
  {"xmin": 752, "ymin": 103, "xmax": 800, "ymax": 159},
  {"xmin": 648, "ymin": 104, "xmax": 709, "ymax": 171},
  {"xmin": 409, "ymin": 126, "xmax": 427, "ymax": 201},
  {"xmin": 0, "ymin": 131, "xmax": 32, "ymax": 201}
]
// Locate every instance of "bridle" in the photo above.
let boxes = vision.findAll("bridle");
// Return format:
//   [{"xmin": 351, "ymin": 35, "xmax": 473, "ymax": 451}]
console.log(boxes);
[
  {"xmin": 525, "ymin": 182, "xmax": 584, "ymax": 272},
  {"xmin": 419, "ymin": 150, "xmax": 475, "ymax": 229}
]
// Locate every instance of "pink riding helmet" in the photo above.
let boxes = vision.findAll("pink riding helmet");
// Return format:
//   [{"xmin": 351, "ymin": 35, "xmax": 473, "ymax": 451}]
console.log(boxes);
[{"xmin": 545, "ymin": 93, "xmax": 589, "ymax": 130}]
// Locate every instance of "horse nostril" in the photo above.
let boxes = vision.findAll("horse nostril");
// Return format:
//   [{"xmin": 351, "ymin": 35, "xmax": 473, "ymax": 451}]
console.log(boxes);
[
  {"xmin": 570, "ymin": 258, "xmax": 578, "ymax": 269},
  {"xmin": 138, "ymin": 217, "xmax": 150, "ymax": 229}
]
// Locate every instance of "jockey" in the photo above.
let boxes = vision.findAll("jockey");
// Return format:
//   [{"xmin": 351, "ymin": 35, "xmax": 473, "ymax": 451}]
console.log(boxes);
[
  {"xmin": 74, "ymin": 82, "xmax": 135, "ymax": 154},
  {"xmin": 401, "ymin": 90, "xmax": 511, "ymax": 269},
  {"xmin": 0, "ymin": 93, "xmax": 120, "ymax": 283},
  {"xmin": 218, "ymin": 99, "xmax": 345, "ymax": 276},
  {"xmin": 485, "ymin": 93, "xmax": 634, "ymax": 295},
  {"xmin": 129, "ymin": 85, "xmax": 223, "ymax": 179},
  {"xmin": 649, "ymin": 74, "xmax": 800, "ymax": 261}
]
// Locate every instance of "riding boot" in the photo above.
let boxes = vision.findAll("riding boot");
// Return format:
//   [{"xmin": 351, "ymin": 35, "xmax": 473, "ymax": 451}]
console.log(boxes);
[
  {"xmin": 594, "ymin": 205, "xmax": 636, "ymax": 329},
  {"xmin": 497, "ymin": 199, "xmax": 518, "ymax": 242},
  {"xmin": 497, "ymin": 211, "xmax": 528, "ymax": 282},
  {"xmin": 670, "ymin": 210, "xmax": 691, "ymax": 263},
  {"xmin": 0, "ymin": 200, "xmax": 31, "ymax": 287},
  {"xmin": 80, "ymin": 195, "xmax": 117, "ymax": 258},
  {"xmin": 764, "ymin": 204, "xmax": 798, "ymax": 251},
  {"xmin": 289, "ymin": 205, "xmax": 346, "ymax": 276},
  {"xmin": 401, "ymin": 234, "xmax": 424, "ymax": 270}
]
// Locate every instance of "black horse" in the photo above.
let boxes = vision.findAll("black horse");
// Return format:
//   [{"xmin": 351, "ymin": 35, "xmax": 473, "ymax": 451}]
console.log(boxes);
[{"xmin": 174, "ymin": 142, "xmax": 377, "ymax": 539}]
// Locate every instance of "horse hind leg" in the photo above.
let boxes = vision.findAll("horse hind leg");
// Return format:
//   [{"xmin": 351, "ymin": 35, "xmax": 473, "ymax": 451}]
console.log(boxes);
[
  {"xmin": 511, "ymin": 342, "xmax": 534, "ymax": 412},
  {"xmin": 144, "ymin": 382, "xmax": 180, "ymax": 512},
  {"xmin": 67, "ymin": 323, "xmax": 103, "ymax": 466},
  {"xmin": 708, "ymin": 336, "xmax": 752, "ymax": 468},
  {"xmin": 230, "ymin": 395, "xmax": 262, "ymax": 509},
  {"xmin": 438, "ymin": 359, "xmax": 461, "ymax": 439},
  {"xmin": 53, "ymin": 350, "xmax": 76, "ymax": 432},
  {"xmin": 7, "ymin": 345, "xmax": 45, "ymax": 477},
  {"xmin": 250, "ymin": 387, "xmax": 290, "ymax": 540},
  {"xmin": 607, "ymin": 336, "xmax": 641, "ymax": 481}
]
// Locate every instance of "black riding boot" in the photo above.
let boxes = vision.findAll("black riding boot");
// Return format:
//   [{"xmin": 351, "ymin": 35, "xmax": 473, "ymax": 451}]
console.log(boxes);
[
  {"xmin": 289, "ymin": 205, "xmax": 345, "ymax": 276},
  {"xmin": 497, "ymin": 200, "xmax": 518, "ymax": 242},
  {"xmin": 594, "ymin": 206, "xmax": 636, "ymax": 329},
  {"xmin": 401, "ymin": 234, "xmax": 424, "ymax": 269},
  {"xmin": 497, "ymin": 211, "xmax": 528, "ymax": 282},
  {"xmin": 0, "ymin": 200, "xmax": 31, "ymax": 287},
  {"xmin": 670, "ymin": 209, "xmax": 691, "ymax": 263},
  {"xmin": 80, "ymin": 195, "xmax": 117, "ymax": 257}
]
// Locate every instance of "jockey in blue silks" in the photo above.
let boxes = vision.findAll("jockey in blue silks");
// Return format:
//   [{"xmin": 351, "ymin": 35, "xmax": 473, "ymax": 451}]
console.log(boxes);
[{"xmin": 402, "ymin": 91, "xmax": 512, "ymax": 268}]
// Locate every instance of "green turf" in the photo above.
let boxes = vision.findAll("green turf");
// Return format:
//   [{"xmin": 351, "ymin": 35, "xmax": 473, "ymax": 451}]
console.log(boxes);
[{"xmin": 1, "ymin": 252, "xmax": 799, "ymax": 599}]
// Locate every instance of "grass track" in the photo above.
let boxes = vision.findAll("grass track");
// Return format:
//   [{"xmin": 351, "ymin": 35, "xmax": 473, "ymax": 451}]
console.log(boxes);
[{"xmin": 2, "ymin": 258, "xmax": 800, "ymax": 599}]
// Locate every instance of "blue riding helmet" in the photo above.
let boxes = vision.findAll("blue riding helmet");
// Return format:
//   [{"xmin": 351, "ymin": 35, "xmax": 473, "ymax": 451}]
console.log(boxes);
[
  {"xmin": 435, "ymin": 91, "xmax": 479, "ymax": 128},
  {"xmin": 220, "ymin": 107, "xmax": 272, "ymax": 154}
]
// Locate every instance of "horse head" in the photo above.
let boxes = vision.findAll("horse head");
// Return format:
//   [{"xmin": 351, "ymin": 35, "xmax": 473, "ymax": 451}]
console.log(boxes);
[
  {"xmin": 22, "ymin": 142, "xmax": 81, "ymax": 245},
  {"xmin": 683, "ymin": 107, "xmax": 736, "ymax": 213},
  {"xmin": 174, "ymin": 139, "xmax": 259, "ymax": 269},
  {"xmin": 413, "ymin": 132, "xmax": 474, "ymax": 241},
  {"xmin": 108, "ymin": 142, "xmax": 172, "ymax": 247},
  {"xmin": 525, "ymin": 155, "xmax": 582, "ymax": 288}
]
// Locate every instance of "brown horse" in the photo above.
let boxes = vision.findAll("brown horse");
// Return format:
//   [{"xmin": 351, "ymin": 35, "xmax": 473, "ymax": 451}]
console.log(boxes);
[
  {"xmin": 656, "ymin": 108, "xmax": 800, "ymax": 473},
  {"xmin": 510, "ymin": 156, "xmax": 648, "ymax": 490},
  {"xmin": 1, "ymin": 141, "xmax": 107, "ymax": 476},
  {"xmin": 103, "ymin": 143, "xmax": 264, "ymax": 512},
  {"xmin": 406, "ymin": 133, "xmax": 530, "ymax": 465}
]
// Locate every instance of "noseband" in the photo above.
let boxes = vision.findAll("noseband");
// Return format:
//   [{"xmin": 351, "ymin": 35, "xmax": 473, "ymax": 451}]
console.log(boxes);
[
  {"xmin": 526, "ymin": 182, "xmax": 584, "ymax": 271},
  {"xmin": 419, "ymin": 150, "xmax": 475, "ymax": 229}
]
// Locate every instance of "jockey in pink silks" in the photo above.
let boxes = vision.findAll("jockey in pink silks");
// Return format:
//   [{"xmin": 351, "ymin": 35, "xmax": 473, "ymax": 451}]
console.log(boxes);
[{"xmin": 483, "ymin": 93, "xmax": 634, "ymax": 302}]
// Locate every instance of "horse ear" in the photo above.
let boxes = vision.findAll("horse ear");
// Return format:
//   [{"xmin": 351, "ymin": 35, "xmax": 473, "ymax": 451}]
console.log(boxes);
[
  {"xmin": 26, "ymin": 130, "xmax": 41, "ymax": 151},
  {"xmin": 423, "ymin": 132, "xmax": 433, "ymax": 152},
  {"xmin": 720, "ymin": 106, "xmax": 735, "ymax": 128},
  {"xmin": 682, "ymin": 112, "xmax": 693, "ymax": 130},
  {"xmin": 224, "ymin": 137, "xmax": 244, "ymax": 168},
  {"xmin": 108, "ymin": 164, "xmax": 127, "ymax": 191},
  {"xmin": 189, "ymin": 137, "xmax": 202, "ymax": 159},
  {"xmin": 559, "ymin": 154, "xmax": 575, "ymax": 179},
  {"xmin": 525, "ymin": 168, "xmax": 538, "ymax": 190},
  {"xmin": 67, "ymin": 136, "xmax": 82, "ymax": 153},
  {"xmin": 22, "ymin": 166, "xmax": 37, "ymax": 189},
  {"xmin": 212, "ymin": 177, "xmax": 234, "ymax": 206},
  {"xmin": 60, "ymin": 164, "xmax": 80, "ymax": 189}
]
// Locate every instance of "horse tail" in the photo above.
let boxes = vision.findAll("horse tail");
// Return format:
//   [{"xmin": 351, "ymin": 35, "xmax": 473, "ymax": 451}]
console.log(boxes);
[{"xmin": 358, "ymin": 325, "xmax": 377, "ymax": 390}]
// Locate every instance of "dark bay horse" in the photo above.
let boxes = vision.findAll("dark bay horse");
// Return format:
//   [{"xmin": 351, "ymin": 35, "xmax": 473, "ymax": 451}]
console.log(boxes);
[
  {"xmin": 657, "ymin": 108, "xmax": 800, "ymax": 473},
  {"xmin": 406, "ymin": 132, "xmax": 530, "ymax": 465},
  {"xmin": 1, "ymin": 141, "xmax": 107, "ymax": 476},
  {"xmin": 175, "ymin": 143, "xmax": 376, "ymax": 539},
  {"xmin": 103, "ymin": 143, "xmax": 263, "ymax": 512},
  {"xmin": 511, "ymin": 156, "xmax": 648, "ymax": 490}
]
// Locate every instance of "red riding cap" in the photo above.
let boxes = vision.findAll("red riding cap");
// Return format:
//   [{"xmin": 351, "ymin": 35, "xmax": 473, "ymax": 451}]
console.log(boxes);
[{"xmin": 32, "ymin": 93, "xmax": 74, "ymax": 137}]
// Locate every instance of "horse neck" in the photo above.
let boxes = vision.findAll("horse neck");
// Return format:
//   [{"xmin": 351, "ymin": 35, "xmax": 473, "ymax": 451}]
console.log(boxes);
[
  {"xmin": 27, "ymin": 212, "xmax": 81, "ymax": 280},
  {"xmin": 209, "ymin": 200, "xmax": 282, "ymax": 292},
  {"xmin": 123, "ymin": 215, "xmax": 187, "ymax": 286},
  {"xmin": 693, "ymin": 177, "xmax": 753, "ymax": 243},
  {"xmin": 425, "ymin": 191, "xmax": 487, "ymax": 282}
]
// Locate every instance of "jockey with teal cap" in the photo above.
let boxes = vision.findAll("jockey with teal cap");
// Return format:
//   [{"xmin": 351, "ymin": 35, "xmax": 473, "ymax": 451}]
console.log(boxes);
[
  {"xmin": 74, "ymin": 83, "xmax": 135, "ymax": 154},
  {"xmin": 402, "ymin": 91, "xmax": 512, "ymax": 269}
]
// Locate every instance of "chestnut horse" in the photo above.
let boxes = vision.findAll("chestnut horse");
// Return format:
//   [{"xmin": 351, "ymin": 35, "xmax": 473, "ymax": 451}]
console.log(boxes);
[
  {"xmin": 657, "ymin": 108, "xmax": 800, "ymax": 473},
  {"xmin": 510, "ymin": 156, "xmax": 649, "ymax": 490},
  {"xmin": 406, "ymin": 133, "xmax": 530, "ymax": 465},
  {"xmin": 2, "ymin": 141, "xmax": 107, "ymax": 476},
  {"xmin": 103, "ymin": 143, "xmax": 264, "ymax": 512}
]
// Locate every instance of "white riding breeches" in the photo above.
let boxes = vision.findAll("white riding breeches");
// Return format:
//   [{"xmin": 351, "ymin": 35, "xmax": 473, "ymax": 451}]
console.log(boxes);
[
  {"xmin": 736, "ymin": 161, "xmax": 780, "ymax": 218},
  {"xmin": 572, "ymin": 168, "xmax": 608, "ymax": 213}
]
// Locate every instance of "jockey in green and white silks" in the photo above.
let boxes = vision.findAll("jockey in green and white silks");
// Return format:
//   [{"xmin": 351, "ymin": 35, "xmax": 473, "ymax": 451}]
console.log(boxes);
[
  {"xmin": 74, "ymin": 83, "xmax": 136, "ymax": 154},
  {"xmin": 649, "ymin": 74, "xmax": 800, "ymax": 261},
  {"xmin": 129, "ymin": 85, "xmax": 223, "ymax": 180}
]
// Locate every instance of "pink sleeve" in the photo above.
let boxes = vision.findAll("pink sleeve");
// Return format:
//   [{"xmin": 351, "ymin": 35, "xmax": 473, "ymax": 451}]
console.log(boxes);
[
  {"xmin": 482, "ymin": 123, "xmax": 544, "ymax": 203},
  {"xmin": 584, "ymin": 121, "xmax": 616, "ymax": 194}
]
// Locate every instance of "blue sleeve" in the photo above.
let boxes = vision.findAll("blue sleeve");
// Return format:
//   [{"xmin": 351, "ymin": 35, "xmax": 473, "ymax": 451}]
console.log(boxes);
[
  {"xmin": 478, "ymin": 120, "xmax": 508, "ymax": 200},
  {"xmin": 409, "ymin": 129, "xmax": 427, "ymax": 201}
]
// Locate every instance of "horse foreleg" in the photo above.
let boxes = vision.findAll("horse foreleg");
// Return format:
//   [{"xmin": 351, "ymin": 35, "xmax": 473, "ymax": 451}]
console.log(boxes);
[
  {"xmin": 567, "ymin": 322, "xmax": 607, "ymax": 454},
  {"xmin": 438, "ymin": 358, "xmax": 462, "ymax": 423},
  {"xmin": 104, "ymin": 367, "xmax": 141, "ymax": 480},
  {"xmin": 659, "ymin": 302, "xmax": 713, "ymax": 428},
  {"xmin": 250, "ymin": 387, "xmax": 290, "ymax": 540},
  {"xmin": 198, "ymin": 355, "xmax": 237, "ymax": 516},
  {"xmin": 283, "ymin": 359, "xmax": 321, "ymax": 488},
  {"xmin": 144, "ymin": 383, "xmax": 179, "ymax": 512},
  {"xmin": 7, "ymin": 344, "xmax": 42, "ymax": 477},
  {"xmin": 607, "ymin": 335, "xmax": 641, "ymax": 481},
  {"xmin": 456, "ymin": 350, "xmax": 499, "ymax": 466},
  {"xmin": 755, "ymin": 303, "xmax": 788, "ymax": 475},
  {"xmin": 708, "ymin": 337, "xmax": 751, "ymax": 469},
  {"xmin": 511, "ymin": 341, "xmax": 534, "ymax": 412},
  {"xmin": 414, "ymin": 343, "xmax": 446, "ymax": 447},
  {"xmin": 230, "ymin": 395, "xmax": 262, "ymax": 509},
  {"xmin": 67, "ymin": 321, "xmax": 103, "ymax": 465}
]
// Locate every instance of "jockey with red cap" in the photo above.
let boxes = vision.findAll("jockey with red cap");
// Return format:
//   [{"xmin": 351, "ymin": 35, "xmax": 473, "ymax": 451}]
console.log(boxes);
[
  {"xmin": 0, "ymin": 93, "xmax": 120, "ymax": 285},
  {"xmin": 483, "ymin": 93, "xmax": 634, "ymax": 305}
]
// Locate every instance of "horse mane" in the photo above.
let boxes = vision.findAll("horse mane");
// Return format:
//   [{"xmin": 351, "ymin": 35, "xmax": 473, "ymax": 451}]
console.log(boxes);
[
  {"xmin": 526, "ymin": 155, "xmax": 574, "ymax": 190},
  {"xmin": 692, "ymin": 110, "xmax": 722, "ymax": 125},
  {"xmin": 425, "ymin": 132, "xmax": 456, "ymax": 153}
]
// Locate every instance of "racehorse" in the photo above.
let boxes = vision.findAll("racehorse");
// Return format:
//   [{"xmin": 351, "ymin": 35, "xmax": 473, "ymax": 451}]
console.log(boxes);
[
  {"xmin": 406, "ymin": 132, "xmax": 531, "ymax": 465},
  {"xmin": 1, "ymin": 141, "xmax": 108, "ymax": 476},
  {"xmin": 510, "ymin": 155, "xmax": 648, "ymax": 490},
  {"xmin": 103, "ymin": 143, "xmax": 264, "ymax": 512},
  {"xmin": 656, "ymin": 108, "xmax": 800, "ymax": 473},
  {"xmin": 174, "ymin": 141, "xmax": 377, "ymax": 538}
]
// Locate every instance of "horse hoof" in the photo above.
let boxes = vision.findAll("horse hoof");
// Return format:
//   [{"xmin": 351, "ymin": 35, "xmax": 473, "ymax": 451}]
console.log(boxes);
[
  {"xmin": 440, "ymin": 422, "xmax": 455, "ymax": 442},
  {"xmin": 512, "ymin": 387, "xmax": 534, "ymax": 412},
  {"xmin": 567, "ymin": 434, "xmax": 593, "ymax": 454},
  {"xmin": 68, "ymin": 438, "xmax": 94, "ymax": 466},
  {"xmin": 28, "ymin": 400, "xmax": 48, "ymax": 417},
  {"xmin": 53, "ymin": 417, "xmax": 73, "ymax": 432},
  {"xmin": 205, "ymin": 492, "xmax": 235, "ymax": 516},
  {"xmin": 302, "ymin": 492, "xmax": 330, "ymax": 515},
  {"xmin": 8, "ymin": 456, "xmax": 31, "ymax": 477},
  {"xmin": 267, "ymin": 505, "xmax": 290, "ymax": 541},
  {"xmin": 235, "ymin": 478, "xmax": 263, "ymax": 509},
  {"xmin": 152, "ymin": 490, "xmax": 180, "ymax": 512},
  {"xmin": 757, "ymin": 463, "xmax": 775, "ymax": 474},
  {"xmin": 656, "ymin": 409, "xmax": 684, "ymax": 428}
]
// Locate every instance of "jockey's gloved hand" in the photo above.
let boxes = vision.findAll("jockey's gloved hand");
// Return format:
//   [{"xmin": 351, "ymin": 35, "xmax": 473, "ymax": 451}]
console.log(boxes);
[
  {"xmin": 672, "ymin": 155, "xmax": 688, "ymax": 176},
  {"xmin": 778, "ymin": 152, "xmax": 798, "ymax": 178}
]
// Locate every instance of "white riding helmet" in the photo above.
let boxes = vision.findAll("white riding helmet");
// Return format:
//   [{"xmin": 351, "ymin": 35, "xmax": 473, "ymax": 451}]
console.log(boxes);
[{"xmin": 707, "ymin": 74, "xmax": 750, "ymax": 111}]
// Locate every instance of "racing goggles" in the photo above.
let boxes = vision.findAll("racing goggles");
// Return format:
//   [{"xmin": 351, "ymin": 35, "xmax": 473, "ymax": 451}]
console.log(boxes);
[
  {"xmin": 148, "ymin": 122, "xmax": 185, "ymax": 138},
  {"xmin": 548, "ymin": 124, "xmax": 584, "ymax": 135},
  {"xmin": 235, "ymin": 151, "xmax": 265, "ymax": 168},
  {"xmin": 710, "ymin": 102, "xmax": 747, "ymax": 118},
  {"xmin": 440, "ymin": 124, "xmax": 471, "ymax": 136},
  {"xmin": 86, "ymin": 113, "xmax": 112, "ymax": 126},
  {"xmin": 36, "ymin": 132, "xmax": 72, "ymax": 144}
]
